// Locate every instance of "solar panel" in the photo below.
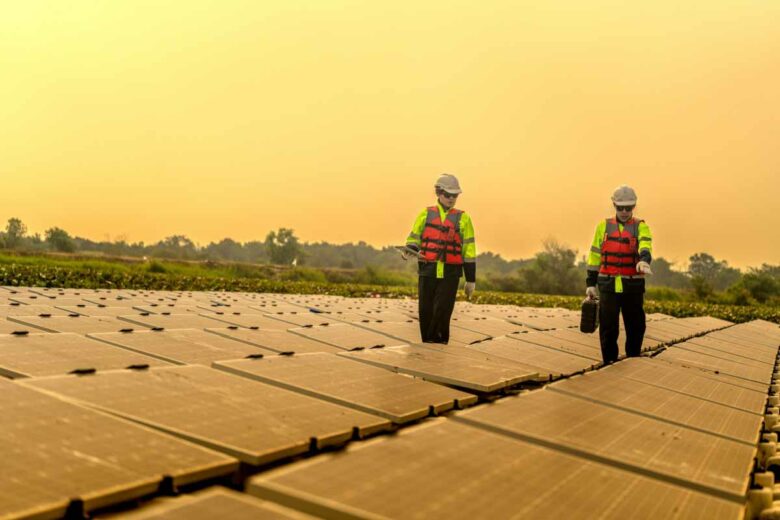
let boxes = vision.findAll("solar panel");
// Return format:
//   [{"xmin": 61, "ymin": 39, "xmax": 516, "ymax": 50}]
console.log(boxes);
[
  {"xmin": 708, "ymin": 329, "xmax": 780, "ymax": 349},
  {"xmin": 467, "ymin": 336, "xmax": 597, "ymax": 379},
  {"xmin": 675, "ymin": 341, "xmax": 775, "ymax": 371},
  {"xmin": 0, "ymin": 319, "xmax": 35, "ymax": 334},
  {"xmin": 214, "ymin": 353, "xmax": 477, "ymax": 423},
  {"xmin": 23, "ymin": 365, "xmax": 392, "ymax": 465},
  {"xmin": 449, "ymin": 316, "xmax": 533, "ymax": 337},
  {"xmin": 89, "ymin": 329, "xmax": 276, "ymax": 365},
  {"xmin": 1, "ymin": 379, "xmax": 237, "ymax": 519},
  {"xmin": 686, "ymin": 336, "xmax": 778, "ymax": 363},
  {"xmin": 116, "ymin": 488, "xmax": 309, "ymax": 519},
  {"xmin": 339, "ymin": 345, "xmax": 537, "ymax": 393},
  {"xmin": 206, "ymin": 327, "xmax": 344, "ymax": 354},
  {"xmin": 118, "ymin": 313, "xmax": 227, "ymax": 330},
  {"xmin": 0, "ymin": 304, "xmax": 74, "ymax": 316},
  {"xmin": 644, "ymin": 322, "xmax": 691, "ymax": 343},
  {"xmin": 261, "ymin": 312, "xmax": 345, "ymax": 327},
  {"xmin": 657, "ymin": 346, "xmax": 772, "ymax": 385},
  {"xmin": 55, "ymin": 305, "xmax": 142, "ymax": 317},
  {"xmin": 548, "ymin": 370, "xmax": 762, "ymax": 443},
  {"xmin": 202, "ymin": 313, "xmax": 295, "ymax": 330},
  {"xmin": 289, "ymin": 323, "xmax": 406, "ymax": 351},
  {"xmin": 603, "ymin": 358, "xmax": 766, "ymax": 414},
  {"xmin": 0, "ymin": 332, "xmax": 170, "ymax": 378},
  {"xmin": 454, "ymin": 389, "xmax": 754, "ymax": 500},
  {"xmin": 503, "ymin": 314, "xmax": 576, "ymax": 330},
  {"xmin": 134, "ymin": 304, "xmax": 202, "ymax": 314},
  {"xmin": 506, "ymin": 331, "xmax": 603, "ymax": 361},
  {"xmin": 678, "ymin": 316, "xmax": 733, "ymax": 330},
  {"xmin": 247, "ymin": 420, "xmax": 741, "ymax": 519},
  {"xmin": 9, "ymin": 314, "xmax": 147, "ymax": 334},
  {"xmin": 249, "ymin": 303, "xmax": 309, "ymax": 314}
]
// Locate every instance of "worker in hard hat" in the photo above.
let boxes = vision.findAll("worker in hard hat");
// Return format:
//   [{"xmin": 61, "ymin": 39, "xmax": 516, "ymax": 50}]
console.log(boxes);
[
  {"xmin": 403, "ymin": 174, "xmax": 477, "ymax": 344},
  {"xmin": 585, "ymin": 185, "xmax": 653, "ymax": 364}
]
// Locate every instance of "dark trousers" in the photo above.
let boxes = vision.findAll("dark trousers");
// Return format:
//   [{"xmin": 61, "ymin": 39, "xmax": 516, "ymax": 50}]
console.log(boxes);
[
  {"xmin": 418, "ymin": 276, "xmax": 460, "ymax": 344},
  {"xmin": 598, "ymin": 291, "xmax": 646, "ymax": 363}
]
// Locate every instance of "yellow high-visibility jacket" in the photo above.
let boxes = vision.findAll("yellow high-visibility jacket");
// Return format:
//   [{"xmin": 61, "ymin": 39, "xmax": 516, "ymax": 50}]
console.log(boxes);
[
  {"xmin": 406, "ymin": 202, "xmax": 477, "ymax": 281},
  {"xmin": 586, "ymin": 218, "xmax": 652, "ymax": 294}
]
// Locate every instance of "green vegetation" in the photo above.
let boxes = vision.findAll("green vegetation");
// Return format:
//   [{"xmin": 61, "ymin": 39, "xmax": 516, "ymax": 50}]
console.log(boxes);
[{"xmin": 0, "ymin": 252, "xmax": 776, "ymax": 324}]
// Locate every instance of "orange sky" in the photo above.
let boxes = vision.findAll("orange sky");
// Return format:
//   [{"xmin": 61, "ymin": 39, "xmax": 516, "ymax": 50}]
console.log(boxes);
[{"xmin": 1, "ymin": 1, "xmax": 778, "ymax": 269}]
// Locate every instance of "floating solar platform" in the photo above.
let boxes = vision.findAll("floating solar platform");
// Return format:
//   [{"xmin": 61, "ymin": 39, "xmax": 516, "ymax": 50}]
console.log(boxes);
[
  {"xmin": 313, "ymin": 310, "xmax": 385, "ymax": 324},
  {"xmin": 0, "ymin": 319, "xmax": 34, "ymax": 334},
  {"xmin": 261, "ymin": 312, "xmax": 349, "ymax": 328},
  {"xmin": 197, "ymin": 304, "xmax": 258, "ymax": 315},
  {"xmin": 353, "ymin": 309, "xmax": 417, "ymax": 322},
  {"xmin": 678, "ymin": 316, "xmax": 734, "ymax": 330},
  {"xmin": 345, "ymin": 320, "xmax": 423, "ymax": 343},
  {"xmin": 503, "ymin": 314, "xmax": 578, "ymax": 331},
  {"xmin": 657, "ymin": 346, "xmax": 773, "ymax": 385},
  {"xmin": 247, "ymin": 420, "xmax": 741, "ymax": 520},
  {"xmin": 356, "ymin": 320, "xmax": 488, "ymax": 346},
  {"xmin": 709, "ymin": 329, "xmax": 780, "ymax": 350},
  {"xmin": 339, "ymin": 345, "xmax": 537, "ymax": 393},
  {"xmin": 134, "ymin": 304, "xmax": 202, "ymax": 315},
  {"xmin": 8, "ymin": 294, "xmax": 60, "ymax": 304},
  {"xmin": 116, "ymin": 487, "xmax": 310, "ymax": 520},
  {"xmin": 8, "ymin": 314, "xmax": 150, "ymax": 334},
  {"xmin": 644, "ymin": 320, "xmax": 702, "ymax": 343},
  {"xmin": 0, "ymin": 304, "xmax": 74, "ymax": 316},
  {"xmin": 214, "ymin": 353, "xmax": 477, "ymax": 423},
  {"xmin": 506, "ymin": 331, "xmax": 603, "ymax": 361},
  {"xmin": 646, "ymin": 313, "xmax": 674, "ymax": 321},
  {"xmin": 685, "ymin": 336, "xmax": 778, "ymax": 364},
  {"xmin": 288, "ymin": 323, "xmax": 406, "ymax": 351},
  {"xmin": 412, "ymin": 343, "xmax": 549, "ymax": 382},
  {"xmin": 24, "ymin": 365, "xmax": 392, "ymax": 465},
  {"xmin": 449, "ymin": 316, "xmax": 533, "ymax": 337},
  {"xmin": 83, "ymin": 297, "xmax": 147, "ymax": 307},
  {"xmin": 0, "ymin": 332, "xmax": 170, "ymax": 378},
  {"xmin": 454, "ymin": 389, "xmax": 754, "ymax": 501},
  {"xmin": 56, "ymin": 304, "xmax": 144, "ymax": 317},
  {"xmin": 467, "ymin": 336, "xmax": 598, "ymax": 379},
  {"xmin": 203, "ymin": 313, "xmax": 296, "ymax": 330},
  {"xmin": 248, "ymin": 303, "xmax": 310, "ymax": 314},
  {"xmin": 2, "ymin": 379, "xmax": 237, "ymax": 519},
  {"xmin": 206, "ymin": 327, "xmax": 344, "ymax": 354},
  {"xmin": 119, "ymin": 313, "xmax": 227, "ymax": 330},
  {"xmin": 548, "ymin": 370, "xmax": 763, "ymax": 444},
  {"xmin": 674, "ymin": 341, "xmax": 775, "ymax": 372},
  {"xmin": 89, "ymin": 329, "xmax": 276, "ymax": 366},
  {"xmin": 602, "ymin": 358, "xmax": 767, "ymax": 414}
]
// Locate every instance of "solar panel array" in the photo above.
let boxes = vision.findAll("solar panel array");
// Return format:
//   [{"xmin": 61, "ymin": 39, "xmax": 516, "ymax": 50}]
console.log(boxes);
[{"xmin": 0, "ymin": 285, "xmax": 777, "ymax": 519}]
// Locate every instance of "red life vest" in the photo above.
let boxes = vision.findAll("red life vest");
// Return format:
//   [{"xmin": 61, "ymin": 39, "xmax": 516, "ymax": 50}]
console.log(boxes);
[
  {"xmin": 420, "ymin": 206, "xmax": 464, "ymax": 264},
  {"xmin": 599, "ymin": 217, "xmax": 643, "ymax": 277}
]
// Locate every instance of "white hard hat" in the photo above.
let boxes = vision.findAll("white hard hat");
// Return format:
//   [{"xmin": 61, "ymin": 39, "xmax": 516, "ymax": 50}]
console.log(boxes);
[
  {"xmin": 435, "ymin": 173, "xmax": 462, "ymax": 194},
  {"xmin": 611, "ymin": 185, "xmax": 637, "ymax": 205}
]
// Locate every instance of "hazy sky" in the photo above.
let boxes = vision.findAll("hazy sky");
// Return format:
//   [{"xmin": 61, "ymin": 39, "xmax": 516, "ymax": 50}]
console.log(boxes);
[{"xmin": 2, "ymin": 1, "xmax": 778, "ymax": 268}]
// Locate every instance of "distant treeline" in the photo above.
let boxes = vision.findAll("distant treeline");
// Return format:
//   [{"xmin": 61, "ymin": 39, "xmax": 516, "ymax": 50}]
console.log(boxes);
[{"xmin": 1, "ymin": 217, "xmax": 778, "ymax": 305}]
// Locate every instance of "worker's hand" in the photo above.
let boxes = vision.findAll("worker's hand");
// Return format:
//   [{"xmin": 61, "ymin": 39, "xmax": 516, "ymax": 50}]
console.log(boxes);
[
  {"xmin": 464, "ymin": 282, "xmax": 476, "ymax": 300},
  {"xmin": 586, "ymin": 286, "xmax": 598, "ymax": 300},
  {"xmin": 636, "ymin": 261, "xmax": 653, "ymax": 275}
]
